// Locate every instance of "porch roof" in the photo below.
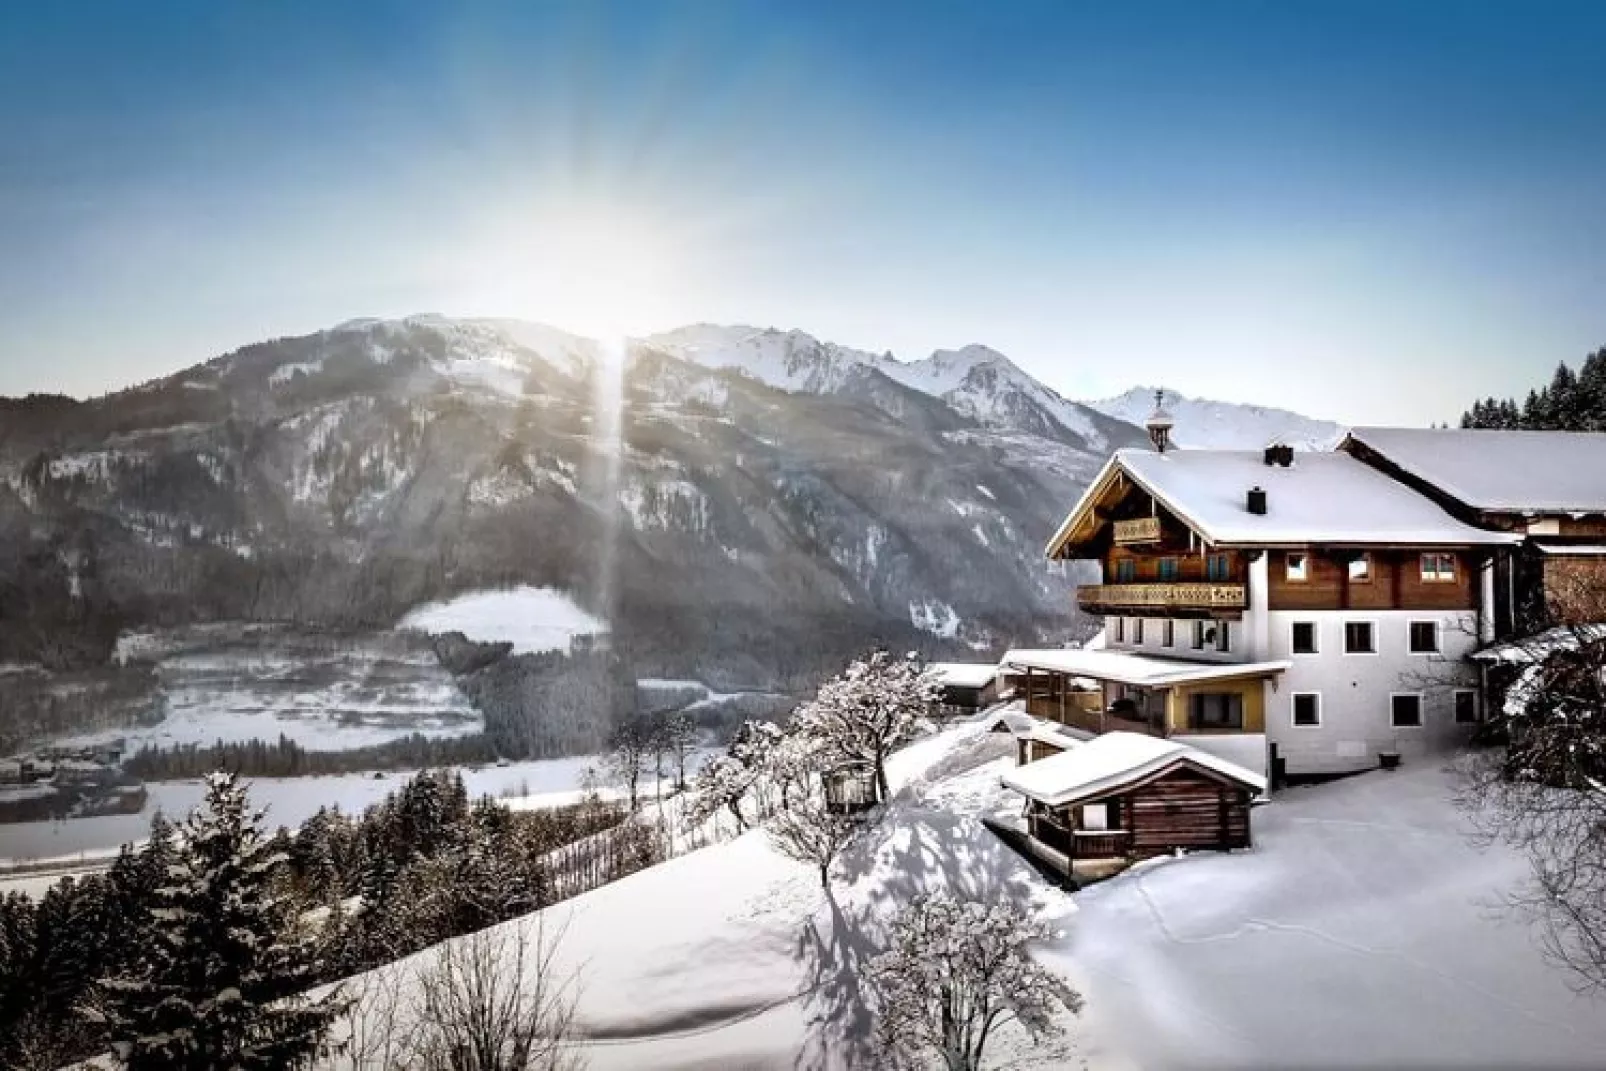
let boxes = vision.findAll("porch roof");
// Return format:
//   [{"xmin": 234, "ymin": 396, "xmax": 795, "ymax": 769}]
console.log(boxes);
[
  {"xmin": 927, "ymin": 662, "xmax": 999, "ymax": 689},
  {"xmin": 1002, "ymin": 730, "xmax": 1266, "ymax": 807},
  {"xmin": 1000, "ymin": 648, "xmax": 1289, "ymax": 688}
]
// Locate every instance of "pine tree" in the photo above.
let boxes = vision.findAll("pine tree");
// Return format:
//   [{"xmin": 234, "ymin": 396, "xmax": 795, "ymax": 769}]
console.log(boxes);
[{"xmin": 97, "ymin": 772, "xmax": 347, "ymax": 1070}]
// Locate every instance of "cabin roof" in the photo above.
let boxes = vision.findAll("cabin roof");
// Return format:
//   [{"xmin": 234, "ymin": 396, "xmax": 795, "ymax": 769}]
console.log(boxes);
[
  {"xmin": 926, "ymin": 662, "xmax": 998, "ymax": 689},
  {"xmin": 1002, "ymin": 648, "xmax": 1290, "ymax": 687},
  {"xmin": 1001, "ymin": 730, "xmax": 1266, "ymax": 806},
  {"xmin": 1346, "ymin": 427, "xmax": 1606, "ymax": 514},
  {"xmin": 1046, "ymin": 447, "xmax": 1521, "ymax": 558}
]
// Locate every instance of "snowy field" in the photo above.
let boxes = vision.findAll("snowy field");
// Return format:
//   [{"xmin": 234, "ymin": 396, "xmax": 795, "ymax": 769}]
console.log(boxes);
[
  {"xmin": 397, "ymin": 586, "xmax": 607, "ymax": 655},
  {"xmin": 66, "ymin": 625, "xmax": 481, "ymax": 752},
  {"xmin": 319, "ymin": 721, "xmax": 1606, "ymax": 1070},
  {"xmin": 0, "ymin": 754, "xmax": 635, "ymax": 869}
]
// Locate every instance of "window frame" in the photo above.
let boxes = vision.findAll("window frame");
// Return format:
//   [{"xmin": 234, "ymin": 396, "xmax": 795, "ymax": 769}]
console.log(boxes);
[
  {"xmin": 1133, "ymin": 618, "xmax": 1145, "ymax": 645},
  {"xmin": 1285, "ymin": 552, "xmax": 1309, "ymax": 583},
  {"xmin": 1116, "ymin": 558, "xmax": 1136, "ymax": 583},
  {"xmin": 1291, "ymin": 691, "xmax": 1322, "ymax": 728},
  {"xmin": 1347, "ymin": 553, "xmax": 1372, "ymax": 584},
  {"xmin": 1214, "ymin": 620, "xmax": 1232, "ymax": 653},
  {"xmin": 1390, "ymin": 691, "xmax": 1425, "ymax": 729},
  {"xmin": 1159, "ymin": 557, "xmax": 1179, "ymax": 582},
  {"xmin": 1343, "ymin": 620, "xmax": 1378, "ymax": 656},
  {"xmin": 1161, "ymin": 619, "xmax": 1175, "ymax": 648},
  {"xmin": 1112, "ymin": 616, "xmax": 1125, "ymax": 644},
  {"xmin": 1420, "ymin": 552, "xmax": 1457, "ymax": 584},
  {"xmin": 1290, "ymin": 621, "xmax": 1319, "ymax": 656},
  {"xmin": 1081, "ymin": 802, "xmax": 1112, "ymax": 831},
  {"xmin": 1206, "ymin": 553, "xmax": 1230, "ymax": 582},
  {"xmin": 1408, "ymin": 620, "xmax": 1441, "ymax": 655},
  {"xmin": 1454, "ymin": 689, "xmax": 1479, "ymax": 724}
]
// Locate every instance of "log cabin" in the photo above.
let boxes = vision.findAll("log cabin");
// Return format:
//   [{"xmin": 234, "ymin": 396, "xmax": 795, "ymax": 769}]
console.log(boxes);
[
  {"xmin": 1000, "ymin": 731, "xmax": 1263, "ymax": 875},
  {"xmin": 1034, "ymin": 408, "xmax": 1524, "ymax": 779}
]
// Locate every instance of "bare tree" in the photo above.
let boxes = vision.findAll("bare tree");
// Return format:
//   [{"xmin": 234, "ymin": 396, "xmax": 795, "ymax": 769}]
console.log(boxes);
[
  {"xmin": 864, "ymin": 894, "xmax": 1080, "ymax": 1071},
  {"xmin": 407, "ymin": 920, "xmax": 582, "ymax": 1071},
  {"xmin": 658, "ymin": 710, "xmax": 698, "ymax": 792},
  {"xmin": 790, "ymin": 650, "xmax": 940, "ymax": 805},
  {"xmin": 766, "ymin": 793, "xmax": 861, "ymax": 889},
  {"xmin": 603, "ymin": 718, "xmax": 652, "ymax": 811},
  {"xmin": 1458, "ymin": 570, "xmax": 1606, "ymax": 990}
]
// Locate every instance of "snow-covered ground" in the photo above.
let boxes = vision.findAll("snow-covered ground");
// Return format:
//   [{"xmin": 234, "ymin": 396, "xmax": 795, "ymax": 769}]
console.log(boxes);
[
  {"xmin": 80, "ymin": 625, "xmax": 482, "ymax": 752},
  {"xmin": 397, "ymin": 586, "xmax": 607, "ymax": 655},
  {"xmin": 319, "ymin": 722, "xmax": 1606, "ymax": 1070}
]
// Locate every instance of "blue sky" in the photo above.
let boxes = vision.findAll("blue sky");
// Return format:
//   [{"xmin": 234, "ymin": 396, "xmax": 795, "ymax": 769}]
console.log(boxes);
[{"xmin": 1, "ymin": 1, "xmax": 1602, "ymax": 423}]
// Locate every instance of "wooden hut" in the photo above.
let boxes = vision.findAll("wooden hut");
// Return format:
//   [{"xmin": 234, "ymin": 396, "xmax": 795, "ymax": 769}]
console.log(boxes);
[{"xmin": 1001, "ymin": 731, "xmax": 1263, "ymax": 874}]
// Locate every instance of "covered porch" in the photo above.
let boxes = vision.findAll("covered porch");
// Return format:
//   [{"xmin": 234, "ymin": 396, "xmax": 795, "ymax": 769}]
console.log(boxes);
[{"xmin": 1002, "ymin": 649, "xmax": 1289, "ymax": 738}]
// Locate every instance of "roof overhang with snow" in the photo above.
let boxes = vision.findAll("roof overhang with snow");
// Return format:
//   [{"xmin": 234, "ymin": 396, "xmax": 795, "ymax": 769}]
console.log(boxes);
[
  {"xmin": 1001, "ymin": 648, "xmax": 1289, "ymax": 687},
  {"xmin": 1535, "ymin": 544, "xmax": 1606, "ymax": 556},
  {"xmin": 1001, "ymin": 730, "xmax": 1266, "ymax": 807},
  {"xmin": 1044, "ymin": 447, "xmax": 1521, "ymax": 561},
  {"xmin": 926, "ymin": 662, "xmax": 999, "ymax": 689},
  {"xmin": 1345, "ymin": 427, "xmax": 1606, "ymax": 515},
  {"xmin": 1471, "ymin": 623, "xmax": 1606, "ymax": 664}
]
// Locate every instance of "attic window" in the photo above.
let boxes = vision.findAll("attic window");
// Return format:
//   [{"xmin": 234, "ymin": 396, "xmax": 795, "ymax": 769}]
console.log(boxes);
[{"xmin": 1285, "ymin": 553, "xmax": 1308, "ymax": 582}]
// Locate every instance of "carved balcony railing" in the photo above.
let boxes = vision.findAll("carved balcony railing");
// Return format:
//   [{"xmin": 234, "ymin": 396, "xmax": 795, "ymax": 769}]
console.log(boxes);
[{"xmin": 1077, "ymin": 582, "xmax": 1247, "ymax": 612}]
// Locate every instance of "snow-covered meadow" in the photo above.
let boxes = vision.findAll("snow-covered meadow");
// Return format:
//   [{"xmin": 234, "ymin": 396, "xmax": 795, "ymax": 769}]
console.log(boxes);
[
  {"xmin": 397, "ymin": 586, "xmax": 607, "ymax": 655},
  {"xmin": 317, "ymin": 718, "xmax": 1606, "ymax": 1070}
]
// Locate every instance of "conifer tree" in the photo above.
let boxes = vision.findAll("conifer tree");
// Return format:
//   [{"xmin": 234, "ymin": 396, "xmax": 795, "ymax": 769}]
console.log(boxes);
[{"xmin": 97, "ymin": 771, "xmax": 347, "ymax": 1071}]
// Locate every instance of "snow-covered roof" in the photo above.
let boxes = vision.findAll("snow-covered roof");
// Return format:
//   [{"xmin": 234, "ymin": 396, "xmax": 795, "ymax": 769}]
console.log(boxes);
[
  {"xmin": 1470, "ymin": 623, "xmax": 1606, "ymax": 664},
  {"xmin": 1536, "ymin": 544, "xmax": 1606, "ymax": 556},
  {"xmin": 1002, "ymin": 648, "xmax": 1289, "ymax": 687},
  {"xmin": 927, "ymin": 662, "xmax": 999, "ymax": 689},
  {"xmin": 1346, "ymin": 427, "xmax": 1606, "ymax": 514},
  {"xmin": 1001, "ymin": 731, "xmax": 1266, "ymax": 806},
  {"xmin": 1046, "ymin": 448, "xmax": 1521, "ymax": 557}
]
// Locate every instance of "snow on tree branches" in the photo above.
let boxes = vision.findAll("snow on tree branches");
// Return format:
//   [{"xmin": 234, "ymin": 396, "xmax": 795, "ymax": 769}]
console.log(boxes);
[
  {"xmin": 864, "ymin": 894, "xmax": 1080, "ymax": 1071},
  {"xmin": 789, "ymin": 650, "xmax": 939, "ymax": 805},
  {"xmin": 96, "ymin": 771, "xmax": 348, "ymax": 1071}
]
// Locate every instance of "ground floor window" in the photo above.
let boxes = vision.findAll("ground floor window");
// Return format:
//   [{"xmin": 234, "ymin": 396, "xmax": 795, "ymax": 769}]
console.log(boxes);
[
  {"xmin": 1162, "ymin": 619, "xmax": 1175, "ymax": 647},
  {"xmin": 1081, "ymin": 801, "xmax": 1114, "ymax": 830},
  {"xmin": 1455, "ymin": 689, "xmax": 1478, "ymax": 724},
  {"xmin": 1112, "ymin": 617, "xmax": 1125, "ymax": 643},
  {"xmin": 1214, "ymin": 621, "xmax": 1232, "ymax": 653},
  {"xmin": 1391, "ymin": 693, "xmax": 1424, "ymax": 728},
  {"xmin": 1192, "ymin": 620, "xmax": 1207, "ymax": 649},
  {"xmin": 1409, "ymin": 621, "xmax": 1440, "ymax": 654},
  {"xmin": 1134, "ymin": 618, "xmax": 1145, "ymax": 644},
  {"xmin": 1291, "ymin": 621, "xmax": 1318, "ymax": 655},
  {"xmin": 1292, "ymin": 692, "xmax": 1321, "ymax": 727},
  {"xmin": 1191, "ymin": 692, "xmax": 1244, "ymax": 730}
]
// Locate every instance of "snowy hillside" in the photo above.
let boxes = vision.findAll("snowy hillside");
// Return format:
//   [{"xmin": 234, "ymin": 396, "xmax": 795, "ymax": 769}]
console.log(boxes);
[{"xmin": 1087, "ymin": 385, "xmax": 1345, "ymax": 450}]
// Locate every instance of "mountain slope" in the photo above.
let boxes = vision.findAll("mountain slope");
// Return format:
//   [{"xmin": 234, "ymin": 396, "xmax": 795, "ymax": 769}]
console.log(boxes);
[
  {"xmin": 0, "ymin": 317, "xmax": 1138, "ymax": 692},
  {"xmin": 1086, "ymin": 386, "xmax": 1345, "ymax": 450}
]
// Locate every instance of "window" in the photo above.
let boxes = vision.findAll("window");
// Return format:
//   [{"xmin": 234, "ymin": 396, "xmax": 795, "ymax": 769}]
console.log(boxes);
[
  {"xmin": 1112, "ymin": 617, "xmax": 1125, "ymax": 643},
  {"xmin": 1455, "ymin": 690, "xmax": 1478, "ymax": 724},
  {"xmin": 1214, "ymin": 621, "xmax": 1232, "ymax": 653},
  {"xmin": 1133, "ymin": 618, "xmax": 1145, "ymax": 644},
  {"xmin": 1206, "ymin": 554, "xmax": 1230, "ymax": 581},
  {"xmin": 1159, "ymin": 557, "xmax": 1179, "ymax": 581},
  {"xmin": 1116, "ymin": 559, "xmax": 1136, "ymax": 583},
  {"xmin": 1409, "ymin": 621, "xmax": 1440, "ymax": 654},
  {"xmin": 1192, "ymin": 620, "xmax": 1207, "ymax": 650},
  {"xmin": 1344, "ymin": 621, "xmax": 1376, "ymax": 654},
  {"xmin": 1348, "ymin": 554, "xmax": 1372, "ymax": 583},
  {"xmin": 1081, "ymin": 802, "xmax": 1111, "ymax": 831},
  {"xmin": 1292, "ymin": 692, "xmax": 1321, "ymax": 727},
  {"xmin": 1162, "ymin": 620, "xmax": 1174, "ymax": 647},
  {"xmin": 1391, "ymin": 693, "xmax": 1424, "ymax": 728},
  {"xmin": 1190, "ymin": 692, "xmax": 1244, "ymax": 730},
  {"xmin": 1291, "ymin": 621, "xmax": 1318, "ymax": 655},
  {"xmin": 1421, "ymin": 552, "xmax": 1456, "ymax": 583},
  {"xmin": 1285, "ymin": 552, "xmax": 1308, "ymax": 582}
]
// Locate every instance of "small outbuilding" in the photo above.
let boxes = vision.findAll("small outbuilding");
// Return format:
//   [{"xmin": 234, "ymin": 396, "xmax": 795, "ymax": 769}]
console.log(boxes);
[
  {"xmin": 1001, "ymin": 731, "xmax": 1264, "ymax": 874},
  {"xmin": 927, "ymin": 663, "xmax": 1000, "ymax": 715}
]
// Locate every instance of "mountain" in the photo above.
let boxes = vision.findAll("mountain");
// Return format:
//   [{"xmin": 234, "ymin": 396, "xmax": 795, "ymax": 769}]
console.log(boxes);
[
  {"xmin": 1086, "ymin": 386, "xmax": 1345, "ymax": 450},
  {"xmin": 0, "ymin": 316, "xmax": 1146, "ymax": 699}
]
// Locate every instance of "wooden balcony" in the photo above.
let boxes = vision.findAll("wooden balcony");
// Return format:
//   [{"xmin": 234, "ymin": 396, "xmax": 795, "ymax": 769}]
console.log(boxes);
[
  {"xmin": 1077, "ymin": 582, "xmax": 1247, "ymax": 614},
  {"xmin": 1026, "ymin": 697, "xmax": 1167, "ymax": 738}
]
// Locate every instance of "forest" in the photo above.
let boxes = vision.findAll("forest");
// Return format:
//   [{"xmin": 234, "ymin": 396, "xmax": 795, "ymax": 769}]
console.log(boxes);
[{"xmin": 1461, "ymin": 347, "xmax": 1606, "ymax": 431}]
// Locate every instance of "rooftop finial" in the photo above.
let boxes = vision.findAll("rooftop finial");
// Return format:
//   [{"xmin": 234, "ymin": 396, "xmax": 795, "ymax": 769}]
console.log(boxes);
[{"xmin": 1146, "ymin": 388, "xmax": 1174, "ymax": 453}]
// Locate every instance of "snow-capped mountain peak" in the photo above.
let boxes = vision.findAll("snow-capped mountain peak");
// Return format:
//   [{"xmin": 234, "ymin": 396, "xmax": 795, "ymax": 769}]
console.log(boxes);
[{"xmin": 1086, "ymin": 385, "xmax": 1344, "ymax": 450}]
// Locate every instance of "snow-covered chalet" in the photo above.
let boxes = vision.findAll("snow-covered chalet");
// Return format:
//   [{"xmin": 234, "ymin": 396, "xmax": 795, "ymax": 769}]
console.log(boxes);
[{"xmin": 1018, "ymin": 401, "xmax": 1606, "ymax": 781}]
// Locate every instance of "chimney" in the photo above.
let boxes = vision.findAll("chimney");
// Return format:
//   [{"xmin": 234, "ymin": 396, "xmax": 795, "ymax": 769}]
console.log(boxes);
[
  {"xmin": 1247, "ymin": 486, "xmax": 1268, "ymax": 515},
  {"xmin": 1145, "ymin": 389, "xmax": 1175, "ymax": 453},
  {"xmin": 1263, "ymin": 443, "xmax": 1294, "ymax": 467}
]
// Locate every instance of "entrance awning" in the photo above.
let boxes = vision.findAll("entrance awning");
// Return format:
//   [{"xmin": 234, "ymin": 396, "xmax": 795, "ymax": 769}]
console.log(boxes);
[{"xmin": 1001, "ymin": 648, "xmax": 1289, "ymax": 687}]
